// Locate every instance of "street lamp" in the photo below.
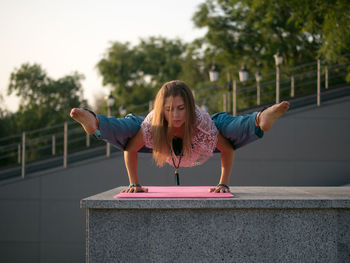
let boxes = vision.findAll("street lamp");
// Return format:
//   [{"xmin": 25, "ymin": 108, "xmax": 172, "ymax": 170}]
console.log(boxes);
[
  {"xmin": 255, "ymin": 71, "xmax": 262, "ymax": 105},
  {"xmin": 209, "ymin": 64, "xmax": 219, "ymax": 83},
  {"xmin": 274, "ymin": 50, "xmax": 283, "ymax": 103},
  {"xmin": 239, "ymin": 64, "xmax": 249, "ymax": 83},
  {"xmin": 209, "ymin": 63, "xmax": 225, "ymax": 111},
  {"xmin": 231, "ymin": 64, "xmax": 249, "ymax": 117}
]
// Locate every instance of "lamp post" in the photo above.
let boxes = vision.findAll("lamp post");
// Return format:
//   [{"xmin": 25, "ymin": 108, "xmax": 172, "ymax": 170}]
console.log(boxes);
[
  {"xmin": 232, "ymin": 64, "xmax": 249, "ymax": 116},
  {"xmin": 232, "ymin": 80, "xmax": 237, "ymax": 117},
  {"xmin": 105, "ymin": 93, "xmax": 115, "ymax": 157},
  {"xmin": 208, "ymin": 63, "xmax": 249, "ymax": 116},
  {"xmin": 209, "ymin": 63, "xmax": 222, "ymax": 110},
  {"xmin": 274, "ymin": 50, "xmax": 283, "ymax": 104},
  {"xmin": 255, "ymin": 71, "xmax": 262, "ymax": 105}
]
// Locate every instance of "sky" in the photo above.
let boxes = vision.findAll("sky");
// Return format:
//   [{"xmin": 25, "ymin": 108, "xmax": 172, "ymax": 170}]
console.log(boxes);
[{"xmin": 0, "ymin": 0, "xmax": 206, "ymax": 112}]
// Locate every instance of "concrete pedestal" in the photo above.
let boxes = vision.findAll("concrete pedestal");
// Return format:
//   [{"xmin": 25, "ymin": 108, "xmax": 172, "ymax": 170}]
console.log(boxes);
[{"xmin": 81, "ymin": 187, "xmax": 350, "ymax": 263}]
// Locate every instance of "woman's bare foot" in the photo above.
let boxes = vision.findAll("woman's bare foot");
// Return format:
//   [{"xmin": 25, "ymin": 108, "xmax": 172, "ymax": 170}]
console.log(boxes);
[
  {"xmin": 257, "ymin": 101, "xmax": 290, "ymax": 131},
  {"xmin": 70, "ymin": 108, "xmax": 98, "ymax": 134}
]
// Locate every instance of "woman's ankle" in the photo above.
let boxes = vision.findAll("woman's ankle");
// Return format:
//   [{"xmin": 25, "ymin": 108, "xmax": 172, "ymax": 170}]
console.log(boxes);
[{"xmin": 255, "ymin": 112, "xmax": 261, "ymax": 128}]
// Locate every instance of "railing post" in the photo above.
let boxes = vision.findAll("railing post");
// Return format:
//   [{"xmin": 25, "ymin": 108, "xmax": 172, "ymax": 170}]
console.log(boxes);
[
  {"xmin": 227, "ymin": 72, "xmax": 231, "ymax": 113},
  {"xmin": 63, "ymin": 122, "xmax": 67, "ymax": 168},
  {"xmin": 276, "ymin": 65, "xmax": 280, "ymax": 104},
  {"xmin": 106, "ymin": 142, "xmax": 110, "ymax": 158},
  {"xmin": 317, "ymin": 59, "xmax": 321, "ymax": 107},
  {"xmin": 21, "ymin": 132, "xmax": 25, "ymax": 178},
  {"xmin": 232, "ymin": 80, "xmax": 237, "ymax": 117},
  {"xmin": 325, "ymin": 66, "xmax": 328, "ymax": 90},
  {"xmin": 291, "ymin": 75, "xmax": 295, "ymax": 98},
  {"xmin": 106, "ymin": 107, "xmax": 111, "ymax": 158},
  {"xmin": 223, "ymin": 94, "xmax": 227, "ymax": 112},
  {"xmin": 18, "ymin": 144, "xmax": 21, "ymax": 164},
  {"xmin": 52, "ymin": 135, "xmax": 56, "ymax": 155},
  {"xmin": 86, "ymin": 134, "xmax": 90, "ymax": 147},
  {"xmin": 257, "ymin": 80, "xmax": 261, "ymax": 106},
  {"xmin": 227, "ymin": 91, "xmax": 231, "ymax": 114}
]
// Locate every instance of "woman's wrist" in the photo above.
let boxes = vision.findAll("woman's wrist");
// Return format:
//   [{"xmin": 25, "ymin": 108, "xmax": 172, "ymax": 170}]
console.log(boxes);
[
  {"xmin": 129, "ymin": 183, "xmax": 141, "ymax": 188},
  {"xmin": 217, "ymin": 183, "xmax": 229, "ymax": 189}
]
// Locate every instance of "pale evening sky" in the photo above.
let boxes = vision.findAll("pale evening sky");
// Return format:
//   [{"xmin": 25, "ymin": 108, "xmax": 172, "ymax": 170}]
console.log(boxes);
[{"xmin": 0, "ymin": 0, "xmax": 206, "ymax": 112}]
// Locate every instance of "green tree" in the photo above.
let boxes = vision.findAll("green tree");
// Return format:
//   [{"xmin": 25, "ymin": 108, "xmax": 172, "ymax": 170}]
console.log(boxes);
[
  {"xmin": 192, "ymin": 0, "xmax": 350, "ymax": 74},
  {"xmin": 96, "ymin": 41, "xmax": 153, "ymax": 114},
  {"xmin": 96, "ymin": 37, "xmax": 199, "ymax": 114},
  {"xmin": 178, "ymin": 41, "xmax": 209, "ymax": 90},
  {"xmin": 7, "ymin": 63, "xmax": 87, "ymax": 132},
  {"xmin": 291, "ymin": 0, "xmax": 350, "ymax": 59},
  {"xmin": 190, "ymin": 0, "xmax": 350, "ymax": 109}
]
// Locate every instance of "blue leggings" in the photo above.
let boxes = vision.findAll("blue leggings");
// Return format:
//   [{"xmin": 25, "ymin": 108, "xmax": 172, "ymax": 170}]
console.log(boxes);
[{"xmin": 95, "ymin": 112, "xmax": 264, "ymax": 153}]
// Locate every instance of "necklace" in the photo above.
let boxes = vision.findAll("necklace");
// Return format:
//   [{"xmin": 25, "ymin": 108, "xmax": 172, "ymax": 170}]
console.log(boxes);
[{"xmin": 171, "ymin": 136, "xmax": 183, "ymax": 185}]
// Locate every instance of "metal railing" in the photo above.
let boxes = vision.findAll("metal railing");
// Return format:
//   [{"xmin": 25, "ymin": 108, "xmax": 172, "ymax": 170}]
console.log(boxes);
[
  {"xmin": 1, "ymin": 55, "xmax": 350, "ymax": 180},
  {"xmin": 194, "ymin": 55, "xmax": 350, "ymax": 115}
]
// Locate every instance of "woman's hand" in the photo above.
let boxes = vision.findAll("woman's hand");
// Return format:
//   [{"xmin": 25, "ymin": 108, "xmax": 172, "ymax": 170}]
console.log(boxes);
[
  {"xmin": 121, "ymin": 186, "xmax": 148, "ymax": 193},
  {"xmin": 209, "ymin": 185, "xmax": 231, "ymax": 193}
]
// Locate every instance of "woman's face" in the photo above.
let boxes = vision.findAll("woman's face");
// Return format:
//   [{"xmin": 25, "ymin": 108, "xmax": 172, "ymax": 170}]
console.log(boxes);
[{"xmin": 163, "ymin": 96, "xmax": 186, "ymax": 128}]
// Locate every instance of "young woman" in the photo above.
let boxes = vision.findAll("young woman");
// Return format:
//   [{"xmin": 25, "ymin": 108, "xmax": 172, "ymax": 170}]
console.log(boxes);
[{"xmin": 70, "ymin": 80, "xmax": 290, "ymax": 194}]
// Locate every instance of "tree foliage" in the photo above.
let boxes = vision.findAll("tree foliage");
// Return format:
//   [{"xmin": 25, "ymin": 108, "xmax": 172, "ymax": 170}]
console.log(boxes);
[
  {"xmin": 96, "ymin": 37, "xmax": 208, "ymax": 114},
  {"xmin": 96, "ymin": 1, "xmax": 350, "ymax": 116},
  {"xmin": 7, "ymin": 63, "xmax": 87, "ymax": 132},
  {"xmin": 4, "ymin": 0, "xmax": 349, "ymax": 133},
  {"xmin": 192, "ymin": 0, "xmax": 350, "ymax": 80}
]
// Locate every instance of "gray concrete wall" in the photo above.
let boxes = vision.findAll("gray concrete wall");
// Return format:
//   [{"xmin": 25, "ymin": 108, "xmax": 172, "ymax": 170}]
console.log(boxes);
[
  {"xmin": 84, "ymin": 187, "xmax": 350, "ymax": 263},
  {"xmin": 0, "ymin": 97, "xmax": 350, "ymax": 262}
]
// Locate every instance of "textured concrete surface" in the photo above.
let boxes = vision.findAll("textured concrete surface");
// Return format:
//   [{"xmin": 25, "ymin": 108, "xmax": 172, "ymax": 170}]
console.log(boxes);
[
  {"xmin": 81, "ymin": 186, "xmax": 350, "ymax": 209},
  {"xmin": 83, "ymin": 187, "xmax": 350, "ymax": 263}
]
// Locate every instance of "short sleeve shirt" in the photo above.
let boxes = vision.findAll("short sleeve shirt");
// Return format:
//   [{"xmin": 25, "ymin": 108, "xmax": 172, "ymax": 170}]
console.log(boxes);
[{"xmin": 140, "ymin": 105, "xmax": 219, "ymax": 167}]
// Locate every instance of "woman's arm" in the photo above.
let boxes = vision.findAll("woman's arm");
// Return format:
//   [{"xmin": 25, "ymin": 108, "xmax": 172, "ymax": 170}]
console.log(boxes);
[
  {"xmin": 209, "ymin": 132, "xmax": 234, "ymax": 193},
  {"xmin": 122, "ymin": 128, "xmax": 148, "ymax": 193}
]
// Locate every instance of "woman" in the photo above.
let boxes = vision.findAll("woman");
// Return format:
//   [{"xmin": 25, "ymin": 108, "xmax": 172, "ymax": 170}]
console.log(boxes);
[{"xmin": 71, "ymin": 80, "xmax": 290, "ymax": 193}]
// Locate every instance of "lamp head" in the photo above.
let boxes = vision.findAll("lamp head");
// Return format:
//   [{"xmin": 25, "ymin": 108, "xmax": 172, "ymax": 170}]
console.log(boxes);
[
  {"xmin": 209, "ymin": 64, "xmax": 219, "ymax": 83},
  {"xmin": 274, "ymin": 50, "xmax": 283, "ymax": 66},
  {"xmin": 239, "ymin": 64, "xmax": 249, "ymax": 83}
]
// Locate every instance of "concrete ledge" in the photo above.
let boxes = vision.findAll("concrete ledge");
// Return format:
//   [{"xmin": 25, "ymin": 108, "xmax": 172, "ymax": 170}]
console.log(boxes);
[
  {"xmin": 82, "ymin": 187, "xmax": 350, "ymax": 263},
  {"xmin": 81, "ymin": 186, "xmax": 350, "ymax": 209}
]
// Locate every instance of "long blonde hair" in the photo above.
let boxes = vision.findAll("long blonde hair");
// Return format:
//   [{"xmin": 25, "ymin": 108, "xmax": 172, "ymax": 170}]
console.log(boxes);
[{"xmin": 152, "ymin": 80, "xmax": 196, "ymax": 166}]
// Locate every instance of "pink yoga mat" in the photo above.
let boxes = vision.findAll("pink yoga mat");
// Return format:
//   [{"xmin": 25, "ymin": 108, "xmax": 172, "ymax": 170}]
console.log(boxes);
[{"xmin": 114, "ymin": 186, "xmax": 234, "ymax": 198}]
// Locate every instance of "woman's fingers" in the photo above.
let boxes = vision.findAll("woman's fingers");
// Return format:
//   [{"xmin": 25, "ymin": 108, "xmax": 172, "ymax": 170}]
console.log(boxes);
[
  {"xmin": 210, "ymin": 187, "xmax": 230, "ymax": 193},
  {"xmin": 122, "ymin": 187, "xmax": 149, "ymax": 193}
]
